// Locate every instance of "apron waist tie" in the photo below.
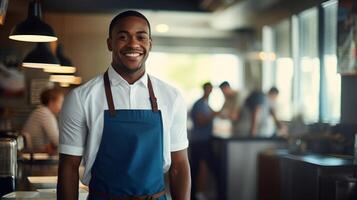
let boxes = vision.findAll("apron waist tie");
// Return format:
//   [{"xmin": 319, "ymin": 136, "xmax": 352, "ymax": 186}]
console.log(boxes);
[{"xmin": 89, "ymin": 188, "xmax": 166, "ymax": 200}]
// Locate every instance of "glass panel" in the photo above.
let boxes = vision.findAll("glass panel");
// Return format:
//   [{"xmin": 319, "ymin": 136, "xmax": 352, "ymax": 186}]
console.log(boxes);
[
  {"xmin": 323, "ymin": 0, "xmax": 341, "ymax": 122},
  {"xmin": 271, "ymin": 19, "xmax": 294, "ymax": 121},
  {"xmin": 300, "ymin": 57, "xmax": 320, "ymax": 122},
  {"xmin": 275, "ymin": 58, "xmax": 294, "ymax": 120},
  {"xmin": 298, "ymin": 8, "xmax": 320, "ymax": 123}
]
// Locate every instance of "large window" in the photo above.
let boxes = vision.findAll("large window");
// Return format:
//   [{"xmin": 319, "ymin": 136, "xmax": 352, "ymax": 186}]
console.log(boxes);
[
  {"xmin": 146, "ymin": 52, "xmax": 242, "ymax": 110},
  {"xmin": 264, "ymin": 0, "xmax": 341, "ymax": 124}
]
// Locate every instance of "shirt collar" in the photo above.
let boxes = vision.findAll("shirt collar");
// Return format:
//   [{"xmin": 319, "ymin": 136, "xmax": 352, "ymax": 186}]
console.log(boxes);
[{"xmin": 107, "ymin": 65, "xmax": 148, "ymax": 88}]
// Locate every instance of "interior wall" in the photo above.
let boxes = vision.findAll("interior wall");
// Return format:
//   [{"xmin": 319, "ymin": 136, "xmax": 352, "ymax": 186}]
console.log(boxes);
[
  {"xmin": 44, "ymin": 13, "xmax": 112, "ymax": 82},
  {"xmin": 341, "ymin": 76, "xmax": 357, "ymax": 125}
]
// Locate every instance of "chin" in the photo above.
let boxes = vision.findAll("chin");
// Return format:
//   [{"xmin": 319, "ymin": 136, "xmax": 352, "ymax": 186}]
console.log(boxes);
[{"xmin": 125, "ymin": 63, "xmax": 144, "ymax": 72}]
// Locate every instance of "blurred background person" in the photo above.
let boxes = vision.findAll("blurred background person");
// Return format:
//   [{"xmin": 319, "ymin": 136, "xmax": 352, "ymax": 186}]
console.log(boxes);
[
  {"xmin": 235, "ymin": 87, "xmax": 283, "ymax": 137},
  {"xmin": 265, "ymin": 87, "xmax": 284, "ymax": 136},
  {"xmin": 218, "ymin": 81, "xmax": 244, "ymax": 134},
  {"xmin": 189, "ymin": 82, "xmax": 218, "ymax": 200},
  {"xmin": 22, "ymin": 88, "xmax": 64, "ymax": 155}
]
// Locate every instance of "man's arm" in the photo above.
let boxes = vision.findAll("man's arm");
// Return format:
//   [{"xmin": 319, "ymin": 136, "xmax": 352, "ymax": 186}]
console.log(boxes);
[
  {"xmin": 195, "ymin": 112, "xmax": 217, "ymax": 126},
  {"xmin": 57, "ymin": 154, "xmax": 82, "ymax": 200},
  {"xmin": 169, "ymin": 149, "xmax": 191, "ymax": 200},
  {"xmin": 270, "ymin": 109, "xmax": 282, "ymax": 129},
  {"xmin": 250, "ymin": 106, "xmax": 262, "ymax": 137}
]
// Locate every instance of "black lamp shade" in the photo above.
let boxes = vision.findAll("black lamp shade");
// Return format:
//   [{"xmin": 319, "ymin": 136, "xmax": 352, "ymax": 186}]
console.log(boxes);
[
  {"xmin": 42, "ymin": 44, "xmax": 76, "ymax": 73},
  {"xmin": 22, "ymin": 43, "xmax": 60, "ymax": 68},
  {"xmin": 9, "ymin": 1, "xmax": 57, "ymax": 42},
  {"xmin": 56, "ymin": 45, "xmax": 73, "ymax": 66}
]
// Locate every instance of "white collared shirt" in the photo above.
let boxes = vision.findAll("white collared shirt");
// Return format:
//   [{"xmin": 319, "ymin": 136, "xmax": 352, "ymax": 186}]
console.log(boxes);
[{"xmin": 59, "ymin": 66, "xmax": 189, "ymax": 185}]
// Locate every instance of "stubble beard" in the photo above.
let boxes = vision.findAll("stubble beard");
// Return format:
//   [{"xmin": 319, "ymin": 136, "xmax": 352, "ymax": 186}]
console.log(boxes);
[{"xmin": 112, "ymin": 57, "xmax": 147, "ymax": 75}]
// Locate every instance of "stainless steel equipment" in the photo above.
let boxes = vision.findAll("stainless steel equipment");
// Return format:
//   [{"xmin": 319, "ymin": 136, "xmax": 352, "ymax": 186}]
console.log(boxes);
[{"xmin": 0, "ymin": 137, "xmax": 17, "ymax": 197}]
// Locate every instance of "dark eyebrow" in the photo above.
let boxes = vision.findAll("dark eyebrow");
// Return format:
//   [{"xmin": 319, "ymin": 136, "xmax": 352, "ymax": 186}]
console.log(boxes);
[
  {"xmin": 137, "ymin": 31, "xmax": 149, "ymax": 35},
  {"xmin": 116, "ymin": 30, "xmax": 149, "ymax": 35},
  {"xmin": 116, "ymin": 30, "xmax": 129, "ymax": 35}
]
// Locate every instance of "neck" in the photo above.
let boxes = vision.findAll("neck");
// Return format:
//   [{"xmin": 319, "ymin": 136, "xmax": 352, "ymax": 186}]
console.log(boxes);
[
  {"xmin": 227, "ymin": 90, "xmax": 235, "ymax": 96},
  {"xmin": 112, "ymin": 64, "xmax": 145, "ymax": 84}
]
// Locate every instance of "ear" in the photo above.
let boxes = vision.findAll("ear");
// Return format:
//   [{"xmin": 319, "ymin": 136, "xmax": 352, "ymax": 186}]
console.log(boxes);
[
  {"xmin": 149, "ymin": 38, "xmax": 153, "ymax": 51},
  {"xmin": 107, "ymin": 38, "xmax": 112, "ymax": 51}
]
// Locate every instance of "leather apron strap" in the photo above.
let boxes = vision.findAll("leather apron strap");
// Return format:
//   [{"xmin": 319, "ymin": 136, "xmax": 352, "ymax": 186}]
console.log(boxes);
[
  {"xmin": 148, "ymin": 76, "xmax": 158, "ymax": 112},
  {"xmin": 89, "ymin": 188, "xmax": 166, "ymax": 200},
  {"xmin": 104, "ymin": 71, "xmax": 116, "ymax": 117},
  {"xmin": 103, "ymin": 70, "xmax": 158, "ymax": 117}
]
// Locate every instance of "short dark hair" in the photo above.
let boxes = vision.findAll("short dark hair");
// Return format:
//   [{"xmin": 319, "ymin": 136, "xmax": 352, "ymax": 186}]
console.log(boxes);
[
  {"xmin": 109, "ymin": 10, "xmax": 151, "ymax": 38},
  {"xmin": 202, "ymin": 82, "xmax": 212, "ymax": 90},
  {"xmin": 219, "ymin": 81, "xmax": 230, "ymax": 89},
  {"xmin": 40, "ymin": 88, "xmax": 63, "ymax": 106},
  {"xmin": 268, "ymin": 87, "xmax": 279, "ymax": 95}
]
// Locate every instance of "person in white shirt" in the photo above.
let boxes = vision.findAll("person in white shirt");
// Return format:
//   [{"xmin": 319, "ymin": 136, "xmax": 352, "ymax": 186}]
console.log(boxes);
[
  {"xmin": 57, "ymin": 10, "xmax": 191, "ymax": 200},
  {"xmin": 22, "ymin": 88, "xmax": 64, "ymax": 154}
]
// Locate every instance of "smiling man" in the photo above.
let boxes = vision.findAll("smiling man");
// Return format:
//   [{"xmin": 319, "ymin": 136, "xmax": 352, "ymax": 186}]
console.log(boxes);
[{"xmin": 57, "ymin": 11, "xmax": 191, "ymax": 200}]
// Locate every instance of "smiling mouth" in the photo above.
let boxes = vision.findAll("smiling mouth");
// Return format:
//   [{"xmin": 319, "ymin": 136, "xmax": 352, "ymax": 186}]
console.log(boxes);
[
  {"xmin": 122, "ymin": 50, "xmax": 144, "ymax": 59},
  {"xmin": 124, "ymin": 53, "xmax": 142, "ymax": 57}
]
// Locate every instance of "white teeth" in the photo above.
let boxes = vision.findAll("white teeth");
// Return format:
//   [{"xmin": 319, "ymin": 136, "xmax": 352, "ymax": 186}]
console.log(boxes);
[{"xmin": 125, "ymin": 53, "xmax": 140, "ymax": 57}]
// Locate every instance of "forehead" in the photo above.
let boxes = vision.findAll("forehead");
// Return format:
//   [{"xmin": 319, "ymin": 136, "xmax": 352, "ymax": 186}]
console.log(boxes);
[{"xmin": 112, "ymin": 16, "xmax": 150, "ymax": 33}]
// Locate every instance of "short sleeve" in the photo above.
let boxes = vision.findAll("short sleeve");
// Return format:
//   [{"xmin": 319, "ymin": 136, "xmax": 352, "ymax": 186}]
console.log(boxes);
[
  {"xmin": 170, "ymin": 92, "xmax": 189, "ymax": 152},
  {"xmin": 59, "ymin": 90, "xmax": 87, "ymax": 156}
]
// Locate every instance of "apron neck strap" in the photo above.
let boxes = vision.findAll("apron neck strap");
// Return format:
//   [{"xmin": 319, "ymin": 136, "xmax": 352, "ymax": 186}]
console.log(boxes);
[
  {"xmin": 148, "ymin": 76, "xmax": 158, "ymax": 112},
  {"xmin": 104, "ymin": 71, "xmax": 116, "ymax": 117},
  {"xmin": 103, "ymin": 70, "xmax": 159, "ymax": 117}
]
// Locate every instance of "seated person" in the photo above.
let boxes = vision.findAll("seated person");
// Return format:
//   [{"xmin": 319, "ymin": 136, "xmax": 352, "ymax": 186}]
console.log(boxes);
[{"xmin": 22, "ymin": 88, "xmax": 64, "ymax": 154}]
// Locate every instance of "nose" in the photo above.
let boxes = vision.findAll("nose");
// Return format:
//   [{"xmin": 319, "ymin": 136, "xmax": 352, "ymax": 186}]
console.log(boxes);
[{"xmin": 127, "ymin": 36, "xmax": 140, "ymax": 48}]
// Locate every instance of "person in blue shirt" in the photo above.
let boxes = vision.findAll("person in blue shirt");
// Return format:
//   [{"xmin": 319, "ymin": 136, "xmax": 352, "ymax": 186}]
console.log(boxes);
[
  {"xmin": 235, "ymin": 88, "xmax": 283, "ymax": 137},
  {"xmin": 189, "ymin": 82, "xmax": 218, "ymax": 200}
]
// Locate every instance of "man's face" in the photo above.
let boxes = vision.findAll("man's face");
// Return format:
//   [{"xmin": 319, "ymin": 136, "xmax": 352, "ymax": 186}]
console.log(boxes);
[
  {"xmin": 107, "ymin": 16, "xmax": 152, "ymax": 73},
  {"xmin": 204, "ymin": 85, "xmax": 213, "ymax": 96},
  {"xmin": 221, "ymin": 86, "xmax": 230, "ymax": 97}
]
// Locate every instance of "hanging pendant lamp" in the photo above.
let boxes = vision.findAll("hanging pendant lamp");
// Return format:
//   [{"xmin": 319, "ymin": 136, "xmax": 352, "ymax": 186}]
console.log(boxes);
[
  {"xmin": 9, "ymin": 0, "xmax": 57, "ymax": 42},
  {"xmin": 43, "ymin": 44, "xmax": 76, "ymax": 74},
  {"xmin": 43, "ymin": 65, "xmax": 76, "ymax": 74},
  {"xmin": 22, "ymin": 43, "xmax": 60, "ymax": 68},
  {"xmin": 49, "ymin": 74, "xmax": 82, "ymax": 87}
]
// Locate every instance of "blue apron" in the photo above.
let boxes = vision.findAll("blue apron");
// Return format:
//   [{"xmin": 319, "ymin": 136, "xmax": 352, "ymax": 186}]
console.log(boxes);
[{"xmin": 88, "ymin": 71, "xmax": 166, "ymax": 200}]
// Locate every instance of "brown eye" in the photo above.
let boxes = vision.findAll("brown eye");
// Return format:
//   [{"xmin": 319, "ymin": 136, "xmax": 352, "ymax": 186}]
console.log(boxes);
[
  {"xmin": 137, "ymin": 34, "xmax": 149, "ymax": 41},
  {"xmin": 118, "ymin": 34, "xmax": 128, "ymax": 41}
]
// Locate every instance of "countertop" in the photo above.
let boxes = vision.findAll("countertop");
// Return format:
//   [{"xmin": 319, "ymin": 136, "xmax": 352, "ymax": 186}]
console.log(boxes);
[
  {"xmin": 2, "ymin": 158, "xmax": 88, "ymax": 199},
  {"xmin": 213, "ymin": 135, "xmax": 287, "ymax": 141},
  {"xmin": 262, "ymin": 149, "xmax": 357, "ymax": 167},
  {"xmin": 2, "ymin": 190, "xmax": 88, "ymax": 199}
]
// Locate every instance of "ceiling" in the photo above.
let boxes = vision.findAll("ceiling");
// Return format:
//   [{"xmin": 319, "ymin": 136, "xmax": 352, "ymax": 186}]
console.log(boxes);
[
  {"xmin": 42, "ymin": 0, "xmax": 206, "ymax": 13},
  {"xmin": 8, "ymin": 0, "xmax": 324, "ymax": 38},
  {"xmin": 39, "ymin": 0, "xmax": 323, "ymax": 30}
]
